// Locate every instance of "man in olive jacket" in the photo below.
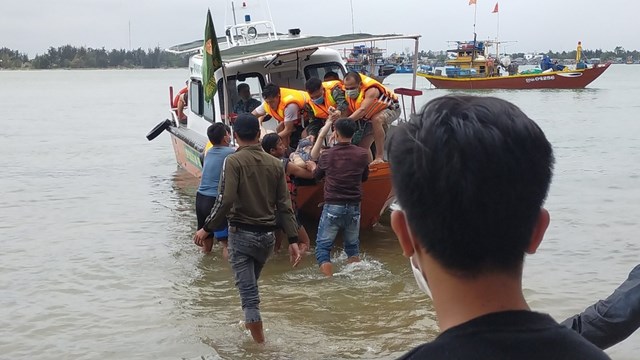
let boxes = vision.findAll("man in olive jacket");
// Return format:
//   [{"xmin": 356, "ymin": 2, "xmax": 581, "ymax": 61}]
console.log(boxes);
[{"xmin": 194, "ymin": 114, "xmax": 300, "ymax": 343}]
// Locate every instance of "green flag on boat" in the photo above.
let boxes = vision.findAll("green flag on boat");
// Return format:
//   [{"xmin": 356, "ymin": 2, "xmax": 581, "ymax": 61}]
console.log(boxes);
[{"xmin": 203, "ymin": 9, "xmax": 222, "ymax": 103}]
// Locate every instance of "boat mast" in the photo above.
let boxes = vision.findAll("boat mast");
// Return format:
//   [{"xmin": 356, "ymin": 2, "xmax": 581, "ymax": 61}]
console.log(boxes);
[{"xmin": 350, "ymin": 0, "xmax": 355, "ymax": 34}]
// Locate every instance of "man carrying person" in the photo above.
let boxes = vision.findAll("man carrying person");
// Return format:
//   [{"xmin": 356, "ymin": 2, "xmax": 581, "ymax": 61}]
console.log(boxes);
[
  {"xmin": 303, "ymin": 77, "xmax": 349, "ymax": 138},
  {"xmin": 313, "ymin": 118, "xmax": 370, "ymax": 277},
  {"xmin": 193, "ymin": 114, "xmax": 301, "ymax": 344},
  {"xmin": 194, "ymin": 123, "xmax": 235, "ymax": 255},
  {"xmin": 251, "ymin": 83, "xmax": 309, "ymax": 149},
  {"xmin": 344, "ymin": 71, "xmax": 401, "ymax": 165},
  {"xmin": 387, "ymin": 95, "xmax": 610, "ymax": 359}
]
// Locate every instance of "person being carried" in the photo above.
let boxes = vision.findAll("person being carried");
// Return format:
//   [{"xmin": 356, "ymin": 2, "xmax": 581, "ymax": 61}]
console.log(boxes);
[
  {"xmin": 303, "ymin": 77, "xmax": 349, "ymax": 138},
  {"xmin": 343, "ymin": 71, "xmax": 401, "ymax": 165},
  {"xmin": 261, "ymin": 133, "xmax": 316, "ymax": 255},
  {"xmin": 289, "ymin": 135, "xmax": 315, "ymax": 169},
  {"xmin": 387, "ymin": 95, "xmax": 610, "ymax": 359},
  {"xmin": 233, "ymin": 83, "xmax": 262, "ymax": 115},
  {"xmin": 251, "ymin": 83, "xmax": 309, "ymax": 149},
  {"xmin": 194, "ymin": 123, "xmax": 235, "ymax": 255},
  {"xmin": 313, "ymin": 118, "xmax": 370, "ymax": 277},
  {"xmin": 193, "ymin": 114, "xmax": 301, "ymax": 344}
]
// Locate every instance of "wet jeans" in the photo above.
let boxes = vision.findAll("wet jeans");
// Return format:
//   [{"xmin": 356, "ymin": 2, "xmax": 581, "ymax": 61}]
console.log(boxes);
[
  {"xmin": 227, "ymin": 228, "xmax": 275, "ymax": 324},
  {"xmin": 315, "ymin": 203, "xmax": 361, "ymax": 265}
]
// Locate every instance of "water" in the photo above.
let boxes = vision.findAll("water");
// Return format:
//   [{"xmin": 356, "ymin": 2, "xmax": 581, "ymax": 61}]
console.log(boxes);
[{"xmin": 0, "ymin": 67, "xmax": 638, "ymax": 359}]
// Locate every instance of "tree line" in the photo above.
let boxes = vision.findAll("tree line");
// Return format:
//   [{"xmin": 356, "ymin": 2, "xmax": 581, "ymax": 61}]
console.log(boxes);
[{"xmin": 0, "ymin": 45, "xmax": 189, "ymax": 69}]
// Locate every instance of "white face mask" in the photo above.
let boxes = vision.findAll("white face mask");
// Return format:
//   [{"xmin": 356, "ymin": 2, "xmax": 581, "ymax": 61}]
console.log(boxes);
[{"xmin": 410, "ymin": 255, "xmax": 432, "ymax": 300}]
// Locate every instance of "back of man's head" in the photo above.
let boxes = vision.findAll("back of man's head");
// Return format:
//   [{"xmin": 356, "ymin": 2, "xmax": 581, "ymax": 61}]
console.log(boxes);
[
  {"xmin": 334, "ymin": 118, "xmax": 357, "ymax": 139},
  {"xmin": 261, "ymin": 83, "xmax": 280, "ymax": 99},
  {"xmin": 233, "ymin": 114, "xmax": 260, "ymax": 141},
  {"xmin": 207, "ymin": 123, "xmax": 230, "ymax": 145},
  {"xmin": 388, "ymin": 95, "xmax": 554, "ymax": 276},
  {"xmin": 305, "ymin": 78, "xmax": 323, "ymax": 93},
  {"xmin": 323, "ymin": 71, "xmax": 340, "ymax": 81}
]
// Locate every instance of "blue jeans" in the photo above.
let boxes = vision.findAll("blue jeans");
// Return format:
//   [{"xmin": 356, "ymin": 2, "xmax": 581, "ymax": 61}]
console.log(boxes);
[
  {"xmin": 315, "ymin": 203, "xmax": 361, "ymax": 265},
  {"xmin": 227, "ymin": 228, "xmax": 275, "ymax": 324}
]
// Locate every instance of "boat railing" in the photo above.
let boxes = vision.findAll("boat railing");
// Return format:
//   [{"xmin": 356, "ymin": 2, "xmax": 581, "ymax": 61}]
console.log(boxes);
[{"xmin": 224, "ymin": 20, "xmax": 278, "ymax": 47}]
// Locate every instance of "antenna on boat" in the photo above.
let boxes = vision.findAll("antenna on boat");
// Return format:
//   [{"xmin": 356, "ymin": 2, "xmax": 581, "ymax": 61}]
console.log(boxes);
[
  {"xmin": 349, "ymin": 0, "xmax": 355, "ymax": 34},
  {"xmin": 265, "ymin": 0, "xmax": 277, "ymax": 34}
]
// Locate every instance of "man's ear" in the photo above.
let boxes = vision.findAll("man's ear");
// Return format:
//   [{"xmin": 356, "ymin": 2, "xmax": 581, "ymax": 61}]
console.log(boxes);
[
  {"xmin": 526, "ymin": 208, "xmax": 550, "ymax": 254},
  {"xmin": 390, "ymin": 210, "xmax": 416, "ymax": 258}
]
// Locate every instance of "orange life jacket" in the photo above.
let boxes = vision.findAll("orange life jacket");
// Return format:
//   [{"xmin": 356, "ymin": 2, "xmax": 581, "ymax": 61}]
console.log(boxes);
[
  {"xmin": 307, "ymin": 80, "xmax": 343, "ymax": 119},
  {"xmin": 346, "ymin": 74, "xmax": 397, "ymax": 119},
  {"xmin": 263, "ymin": 88, "xmax": 308, "ymax": 123}
]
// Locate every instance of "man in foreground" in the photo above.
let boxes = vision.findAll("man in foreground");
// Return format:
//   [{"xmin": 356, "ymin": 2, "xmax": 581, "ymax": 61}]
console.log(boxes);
[
  {"xmin": 387, "ymin": 95, "xmax": 610, "ymax": 359},
  {"xmin": 193, "ymin": 114, "xmax": 301, "ymax": 343}
]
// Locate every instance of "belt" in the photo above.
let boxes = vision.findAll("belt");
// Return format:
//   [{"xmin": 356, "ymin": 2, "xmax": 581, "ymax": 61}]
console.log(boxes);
[{"xmin": 229, "ymin": 222, "xmax": 277, "ymax": 233}]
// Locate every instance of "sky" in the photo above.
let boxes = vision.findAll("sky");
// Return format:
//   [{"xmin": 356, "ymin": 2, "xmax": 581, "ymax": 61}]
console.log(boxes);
[{"xmin": 2, "ymin": 0, "xmax": 637, "ymax": 57}]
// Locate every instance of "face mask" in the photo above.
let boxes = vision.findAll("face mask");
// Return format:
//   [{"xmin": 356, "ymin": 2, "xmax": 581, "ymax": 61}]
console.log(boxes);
[
  {"xmin": 312, "ymin": 96, "xmax": 324, "ymax": 105},
  {"xmin": 345, "ymin": 89, "xmax": 360, "ymax": 99},
  {"xmin": 410, "ymin": 256, "xmax": 432, "ymax": 300}
]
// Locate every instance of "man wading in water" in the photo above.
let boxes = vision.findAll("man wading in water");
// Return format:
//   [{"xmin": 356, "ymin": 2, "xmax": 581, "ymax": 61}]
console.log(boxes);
[{"xmin": 193, "ymin": 114, "xmax": 301, "ymax": 343}]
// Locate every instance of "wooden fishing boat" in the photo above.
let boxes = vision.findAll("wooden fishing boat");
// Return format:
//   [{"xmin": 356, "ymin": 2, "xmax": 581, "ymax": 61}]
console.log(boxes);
[{"xmin": 419, "ymin": 40, "xmax": 611, "ymax": 89}]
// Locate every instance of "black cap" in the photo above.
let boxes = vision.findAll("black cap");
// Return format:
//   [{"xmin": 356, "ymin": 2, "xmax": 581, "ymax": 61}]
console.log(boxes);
[{"xmin": 233, "ymin": 114, "xmax": 260, "ymax": 140}]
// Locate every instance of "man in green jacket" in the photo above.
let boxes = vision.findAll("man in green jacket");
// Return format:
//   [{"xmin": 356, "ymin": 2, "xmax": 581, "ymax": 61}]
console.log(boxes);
[{"xmin": 194, "ymin": 114, "xmax": 300, "ymax": 343}]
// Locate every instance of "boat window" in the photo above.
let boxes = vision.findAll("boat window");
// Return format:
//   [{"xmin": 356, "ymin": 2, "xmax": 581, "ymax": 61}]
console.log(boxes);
[
  {"xmin": 217, "ymin": 73, "xmax": 265, "ymax": 115},
  {"xmin": 304, "ymin": 62, "xmax": 346, "ymax": 81},
  {"xmin": 203, "ymin": 96, "xmax": 215, "ymax": 122},
  {"xmin": 189, "ymin": 80, "xmax": 203, "ymax": 116}
]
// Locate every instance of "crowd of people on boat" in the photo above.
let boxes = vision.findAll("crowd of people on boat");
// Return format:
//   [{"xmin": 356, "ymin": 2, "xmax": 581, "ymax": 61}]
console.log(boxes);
[{"xmin": 184, "ymin": 74, "xmax": 639, "ymax": 356}]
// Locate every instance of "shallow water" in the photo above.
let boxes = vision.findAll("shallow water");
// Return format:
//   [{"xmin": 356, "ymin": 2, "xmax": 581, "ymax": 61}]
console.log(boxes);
[{"xmin": 0, "ymin": 66, "xmax": 639, "ymax": 359}]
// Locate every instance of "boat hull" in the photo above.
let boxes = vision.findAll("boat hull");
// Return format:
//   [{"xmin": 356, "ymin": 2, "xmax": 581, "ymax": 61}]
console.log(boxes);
[
  {"xmin": 167, "ymin": 129, "xmax": 393, "ymax": 229},
  {"xmin": 420, "ymin": 62, "xmax": 611, "ymax": 89}
]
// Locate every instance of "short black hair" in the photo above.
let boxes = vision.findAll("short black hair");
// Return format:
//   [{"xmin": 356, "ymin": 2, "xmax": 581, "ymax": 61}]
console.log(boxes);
[
  {"xmin": 237, "ymin": 83, "xmax": 250, "ymax": 93},
  {"xmin": 261, "ymin": 83, "xmax": 280, "ymax": 99},
  {"xmin": 344, "ymin": 71, "xmax": 362, "ymax": 84},
  {"xmin": 388, "ymin": 95, "xmax": 554, "ymax": 276},
  {"xmin": 233, "ymin": 114, "xmax": 260, "ymax": 141},
  {"xmin": 305, "ymin": 77, "xmax": 323, "ymax": 93},
  {"xmin": 333, "ymin": 118, "xmax": 357, "ymax": 139},
  {"xmin": 323, "ymin": 71, "xmax": 340, "ymax": 81},
  {"xmin": 207, "ymin": 123, "xmax": 230, "ymax": 145},
  {"xmin": 261, "ymin": 133, "xmax": 281, "ymax": 154}
]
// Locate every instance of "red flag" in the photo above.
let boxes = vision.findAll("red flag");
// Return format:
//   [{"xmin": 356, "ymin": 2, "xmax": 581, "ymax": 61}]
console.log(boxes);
[
  {"xmin": 469, "ymin": 0, "xmax": 477, "ymax": 4},
  {"xmin": 492, "ymin": 2, "xmax": 499, "ymax": 12}
]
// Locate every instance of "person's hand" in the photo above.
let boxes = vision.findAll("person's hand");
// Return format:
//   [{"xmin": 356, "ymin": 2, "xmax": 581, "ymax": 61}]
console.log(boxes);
[
  {"xmin": 288, "ymin": 243, "xmax": 302, "ymax": 267},
  {"xmin": 193, "ymin": 228, "xmax": 209, "ymax": 247},
  {"xmin": 306, "ymin": 160, "xmax": 317, "ymax": 172}
]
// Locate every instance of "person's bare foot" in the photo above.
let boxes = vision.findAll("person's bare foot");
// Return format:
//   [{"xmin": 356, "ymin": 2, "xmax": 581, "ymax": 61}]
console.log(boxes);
[
  {"xmin": 347, "ymin": 256, "xmax": 361, "ymax": 264},
  {"xmin": 319, "ymin": 262, "xmax": 333, "ymax": 277},
  {"xmin": 370, "ymin": 158, "xmax": 385, "ymax": 166}
]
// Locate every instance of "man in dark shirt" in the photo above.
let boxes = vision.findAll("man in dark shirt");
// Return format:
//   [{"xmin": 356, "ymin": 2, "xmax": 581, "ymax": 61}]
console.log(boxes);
[
  {"xmin": 388, "ymin": 95, "xmax": 610, "ymax": 359},
  {"xmin": 313, "ymin": 118, "xmax": 369, "ymax": 277},
  {"xmin": 193, "ymin": 114, "xmax": 300, "ymax": 343},
  {"xmin": 233, "ymin": 83, "xmax": 261, "ymax": 115}
]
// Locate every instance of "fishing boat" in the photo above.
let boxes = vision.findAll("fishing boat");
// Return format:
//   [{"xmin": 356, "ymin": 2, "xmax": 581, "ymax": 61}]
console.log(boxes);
[
  {"xmin": 146, "ymin": 9, "xmax": 421, "ymax": 229},
  {"xmin": 418, "ymin": 40, "xmax": 611, "ymax": 90},
  {"xmin": 344, "ymin": 44, "xmax": 396, "ymax": 83}
]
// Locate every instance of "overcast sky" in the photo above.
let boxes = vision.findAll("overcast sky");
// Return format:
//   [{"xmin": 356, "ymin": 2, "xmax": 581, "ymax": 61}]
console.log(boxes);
[{"xmin": 2, "ymin": 0, "xmax": 636, "ymax": 57}]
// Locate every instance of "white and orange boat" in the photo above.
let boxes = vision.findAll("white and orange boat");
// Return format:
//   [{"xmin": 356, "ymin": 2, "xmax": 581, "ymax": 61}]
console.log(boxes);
[{"xmin": 146, "ymin": 7, "xmax": 421, "ymax": 228}]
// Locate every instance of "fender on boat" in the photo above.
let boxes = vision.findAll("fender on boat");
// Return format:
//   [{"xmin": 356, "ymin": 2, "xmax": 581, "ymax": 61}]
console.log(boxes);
[{"xmin": 146, "ymin": 119, "xmax": 172, "ymax": 141}]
